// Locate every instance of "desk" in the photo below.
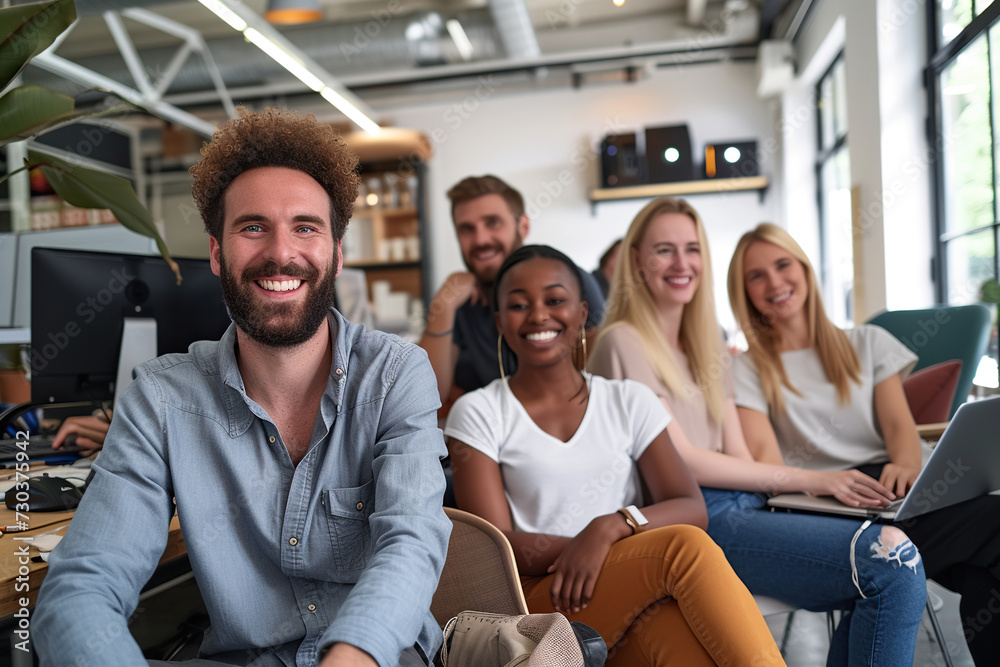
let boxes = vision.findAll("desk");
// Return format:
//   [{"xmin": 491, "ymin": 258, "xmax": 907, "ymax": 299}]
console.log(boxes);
[
  {"xmin": 917, "ymin": 422, "xmax": 949, "ymax": 442},
  {"xmin": 0, "ymin": 508, "xmax": 185, "ymax": 617}
]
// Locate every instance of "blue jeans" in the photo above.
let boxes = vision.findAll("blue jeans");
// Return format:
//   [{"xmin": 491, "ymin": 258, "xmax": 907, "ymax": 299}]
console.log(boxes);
[{"xmin": 702, "ymin": 488, "xmax": 927, "ymax": 667}]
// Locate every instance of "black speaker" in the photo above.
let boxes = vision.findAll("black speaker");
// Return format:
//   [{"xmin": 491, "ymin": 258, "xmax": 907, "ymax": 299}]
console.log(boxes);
[
  {"xmin": 704, "ymin": 140, "xmax": 759, "ymax": 179},
  {"xmin": 600, "ymin": 134, "xmax": 644, "ymax": 188},
  {"xmin": 645, "ymin": 125, "xmax": 694, "ymax": 183}
]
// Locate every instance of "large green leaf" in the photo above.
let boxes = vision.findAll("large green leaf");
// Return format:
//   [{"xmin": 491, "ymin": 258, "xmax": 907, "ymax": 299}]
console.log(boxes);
[
  {"xmin": 0, "ymin": 0, "xmax": 77, "ymax": 92},
  {"xmin": 29, "ymin": 151, "xmax": 182, "ymax": 284},
  {"xmin": 0, "ymin": 85, "xmax": 75, "ymax": 145}
]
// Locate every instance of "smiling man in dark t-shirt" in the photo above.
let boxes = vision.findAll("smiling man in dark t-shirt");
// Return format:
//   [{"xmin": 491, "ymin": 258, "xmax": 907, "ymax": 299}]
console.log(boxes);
[{"xmin": 418, "ymin": 175, "xmax": 605, "ymax": 404}]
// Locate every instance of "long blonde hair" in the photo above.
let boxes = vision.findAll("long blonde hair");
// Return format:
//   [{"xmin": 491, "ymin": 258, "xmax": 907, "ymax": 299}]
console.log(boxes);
[
  {"xmin": 726, "ymin": 223, "xmax": 860, "ymax": 413},
  {"xmin": 597, "ymin": 197, "xmax": 725, "ymax": 423}
]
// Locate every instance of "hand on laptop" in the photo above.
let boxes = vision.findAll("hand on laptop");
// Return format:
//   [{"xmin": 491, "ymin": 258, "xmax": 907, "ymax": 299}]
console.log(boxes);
[
  {"xmin": 810, "ymin": 470, "xmax": 896, "ymax": 508},
  {"xmin": 878, "ymin": 463, "xmax": 920, "ymax": 498},
  {"xmin": 52, "ymin": 412, "xmax": 112, "ymax": 456}
]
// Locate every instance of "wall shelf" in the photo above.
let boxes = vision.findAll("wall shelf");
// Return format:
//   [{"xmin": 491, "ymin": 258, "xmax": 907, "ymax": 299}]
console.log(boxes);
[
  {"xmin": 343, "ymin": 260, "xmax": 421, "ymax": 270},
  {"xmin": 352, "ymin": 206, "xmax": 418, "ymax": 219},
  {"xmin": 588, "ymin": 176, "xmax": 769, "ymax": 210}
]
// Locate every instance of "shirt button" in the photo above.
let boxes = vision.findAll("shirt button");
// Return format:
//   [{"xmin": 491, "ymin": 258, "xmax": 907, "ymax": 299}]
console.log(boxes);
[
  {"xmin": 289, "ymin": 537, "xmax": 298, "ymax": 546},
  {"xmin": 335, "ymin": 368, "xmax": 343, "ymax": 375},
  {"xmin": 268, "ymin": 435, "xmax": 276, "ymax": 443},
  {"xmin": 355, "ymin": 502, "xmax": 364, "ymax": 511},
  {"xmin": 307, "ymin": 604, "xmax": 317, "ymax": 612}
]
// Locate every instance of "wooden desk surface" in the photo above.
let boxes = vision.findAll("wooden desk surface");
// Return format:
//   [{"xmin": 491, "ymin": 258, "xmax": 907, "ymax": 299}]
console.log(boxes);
[
  {"xmin": 0, "ymin": 512, "xmax": 184, "ymax": 617},
  {"xmin": 916, "ymin": 422, "xmax": 949, "ymax": 441}
]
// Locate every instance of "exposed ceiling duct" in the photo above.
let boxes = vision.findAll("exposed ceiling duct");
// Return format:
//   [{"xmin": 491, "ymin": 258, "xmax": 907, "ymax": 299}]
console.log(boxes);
[
  {"xmin": 687, "ymin": 0, "xmax": 708, "ymax": 25},
  {"xmin": 487, "ymin": 0, "xmax": 540, "ymax": 59},
  {"xmin": 20, "ymin": 0, "xmax": 764, "ymax": 110}
]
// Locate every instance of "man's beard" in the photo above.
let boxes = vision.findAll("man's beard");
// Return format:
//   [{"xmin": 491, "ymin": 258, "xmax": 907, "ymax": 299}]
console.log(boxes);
[
  {"xmin": 219, "ymin": 253, "xmax": 337, "ymax": 348},
  {"xmin": 462, "ymin": 230, "xmax": 524, "ymax": 286}
]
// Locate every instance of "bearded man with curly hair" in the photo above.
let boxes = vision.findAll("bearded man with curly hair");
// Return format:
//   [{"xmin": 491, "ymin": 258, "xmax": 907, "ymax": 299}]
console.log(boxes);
[{"xmin": 35, "ymin": 108, "xmax": 451, "ymax": 667}]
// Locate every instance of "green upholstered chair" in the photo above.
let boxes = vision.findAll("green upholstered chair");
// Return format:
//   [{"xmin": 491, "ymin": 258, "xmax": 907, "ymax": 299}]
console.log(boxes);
[{"xmin": 867, "ymin": 304, "xmax": 992, "ymax": 419}]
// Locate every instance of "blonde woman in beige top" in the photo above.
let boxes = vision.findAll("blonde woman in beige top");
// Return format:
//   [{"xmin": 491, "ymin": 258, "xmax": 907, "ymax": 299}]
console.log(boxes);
[{"xmin": 588, "ymin": 197, "xmax": 927, "ymax": 667}]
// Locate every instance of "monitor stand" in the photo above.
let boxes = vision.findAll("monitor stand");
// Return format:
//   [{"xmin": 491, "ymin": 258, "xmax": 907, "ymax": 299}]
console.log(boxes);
[{"xmin": 114, "ymin": 317, "xmax": 157, "ymax": 407}]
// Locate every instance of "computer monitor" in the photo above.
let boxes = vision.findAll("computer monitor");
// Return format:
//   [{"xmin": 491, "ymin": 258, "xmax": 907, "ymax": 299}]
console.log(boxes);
[{"xmin": 29, "ymin": 247, "xmax": 232, "ymax": 406}]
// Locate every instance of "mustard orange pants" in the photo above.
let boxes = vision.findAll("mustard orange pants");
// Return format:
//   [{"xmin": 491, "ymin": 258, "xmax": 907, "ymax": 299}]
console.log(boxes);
[{"xmin": 521, "ymin": 524, "xmax": 784, "ymax": 667}]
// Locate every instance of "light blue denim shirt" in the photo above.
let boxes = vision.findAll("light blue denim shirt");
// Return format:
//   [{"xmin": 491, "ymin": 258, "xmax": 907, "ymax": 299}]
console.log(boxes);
[{"xmin": 34, "ymin": 310, "xmax": 451, "ymax": 667}]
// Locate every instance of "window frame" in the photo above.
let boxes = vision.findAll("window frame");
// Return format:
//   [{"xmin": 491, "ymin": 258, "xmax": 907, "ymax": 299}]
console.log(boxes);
[
  {"xmin": 815, "ymin": 50, "xmax": 851, "ymax": 324},
  {"xmin": 927, "ymin": 0, "xmax": 1000, "ymax": 303}
]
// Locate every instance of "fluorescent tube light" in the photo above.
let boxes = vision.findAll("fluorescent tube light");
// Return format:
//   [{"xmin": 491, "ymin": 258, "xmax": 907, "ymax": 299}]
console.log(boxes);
[
  {"xmin": 446, "ymin": 19, "xmax": 474, "ymax": 61},
  {"xmin": 243, "ymin": 28, "xmax": 324, "ymax": 91},
  {"xmin": 320, "ymin": 87, "xmax": 380, "ymax": 134},
  {"xmin": 199, "ymin": 0, "xmax": 380, "ymax": 133},
  {"xmin": 197, "ymin": 0, "xmax": 248, "ymax": 31}
]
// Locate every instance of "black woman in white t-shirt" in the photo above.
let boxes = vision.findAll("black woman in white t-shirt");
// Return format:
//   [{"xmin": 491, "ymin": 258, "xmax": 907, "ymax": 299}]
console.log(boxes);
[{"xmin": 444, "ymin": 244, "xmax": 785, "ymax": 667}]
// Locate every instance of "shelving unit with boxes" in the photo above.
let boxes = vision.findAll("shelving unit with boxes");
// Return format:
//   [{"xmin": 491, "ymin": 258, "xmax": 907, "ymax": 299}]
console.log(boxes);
[{"xmin": 341, "ymin": 159, "xmax": 430, "ymax": 334}]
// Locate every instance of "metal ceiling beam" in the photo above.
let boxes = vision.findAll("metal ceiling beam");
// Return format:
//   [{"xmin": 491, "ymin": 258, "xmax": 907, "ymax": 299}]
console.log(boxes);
[
  {"xmin": 31, "ymin": 50, "xmax": 218, "ymax": 136},
  {"xmin": 29, "ymin": 10, "xmax": 238, "ymax": 137}
]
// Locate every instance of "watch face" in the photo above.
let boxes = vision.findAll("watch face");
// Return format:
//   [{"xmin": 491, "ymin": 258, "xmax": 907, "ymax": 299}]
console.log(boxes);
[{"xmin": 628, "ymin": 505, "xmax": 649, "ymax": 526}]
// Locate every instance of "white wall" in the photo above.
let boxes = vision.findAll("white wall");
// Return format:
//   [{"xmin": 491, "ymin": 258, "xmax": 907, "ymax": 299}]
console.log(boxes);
[
  {"xmin": 784, "ymin": 0, "xmax": 934, "ymax": 320},
  {"xmin": 387, "ymin": 61, "xmax": 782, "ymax": 329}
]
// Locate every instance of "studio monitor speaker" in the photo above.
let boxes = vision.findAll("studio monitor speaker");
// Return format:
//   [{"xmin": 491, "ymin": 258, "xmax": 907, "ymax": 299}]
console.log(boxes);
[
  {"xmin": 600, "ymin": 134, "xmax": 643, "ymax": 187},
  {"xmin": 704, "ymin": 140, "xmax": 759, "ymax": 179},
  {"xmin": 645, "ymin": 125, "xmax": 694, "ymax": 184}
]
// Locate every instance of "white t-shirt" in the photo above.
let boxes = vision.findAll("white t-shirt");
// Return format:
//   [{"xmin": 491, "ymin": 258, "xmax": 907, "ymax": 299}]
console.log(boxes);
[
  {"xmin": 444, "ymin": 374, "xmax": 672, "ymax": 537},
  {"xmin": 733, "ymin": 324, "xmax": 918, "ymax": 472}
]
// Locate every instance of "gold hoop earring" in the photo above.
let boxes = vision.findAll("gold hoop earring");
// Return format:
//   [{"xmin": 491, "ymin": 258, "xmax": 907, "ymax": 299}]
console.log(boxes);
[
  {"xmin": 498, "ymin": 333, "xmax": 506, "ymax": 381},
  {"xmin": 577, "ymin": 327, "xmax": 588, "ymax": 371}
]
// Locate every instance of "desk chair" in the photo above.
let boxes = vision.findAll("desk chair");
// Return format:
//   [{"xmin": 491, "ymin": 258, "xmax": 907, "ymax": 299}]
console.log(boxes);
[
  {"xmin": 430, "ymin": 507, "xmax": 529, "ymax": 628},
  {"xmin": 867, "ymin": 304, "xmax": 991, "ymax": 419}
]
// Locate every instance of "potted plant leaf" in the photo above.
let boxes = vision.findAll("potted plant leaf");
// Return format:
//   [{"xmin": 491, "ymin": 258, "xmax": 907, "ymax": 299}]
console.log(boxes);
[{"xmin": 0, "ymin": 0, "xmax": 182, "ymax": 282}]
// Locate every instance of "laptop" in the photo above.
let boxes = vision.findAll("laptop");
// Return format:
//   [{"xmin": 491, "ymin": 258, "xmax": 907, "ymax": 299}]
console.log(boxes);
[{"xmin": 767, "ymin": 395, "xmax": 1000, "ymax": 521}]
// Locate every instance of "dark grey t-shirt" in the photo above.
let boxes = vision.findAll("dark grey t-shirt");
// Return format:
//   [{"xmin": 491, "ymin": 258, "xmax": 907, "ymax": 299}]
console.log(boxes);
[{"xmin": 452, "ymin": 268, "xmax": 605, "ymax": 392}]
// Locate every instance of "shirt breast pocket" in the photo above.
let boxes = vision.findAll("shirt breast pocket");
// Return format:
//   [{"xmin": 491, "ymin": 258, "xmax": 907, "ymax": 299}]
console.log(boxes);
[{"xmin": 322, "ymin": 480, "xmax": 375, "ymax": 580}]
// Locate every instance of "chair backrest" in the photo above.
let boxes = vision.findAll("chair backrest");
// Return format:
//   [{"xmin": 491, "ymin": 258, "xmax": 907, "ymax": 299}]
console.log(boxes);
[
  {"xmin": 431, "ymin": 507, "xmax": 530, "ymax": 628},
  {"xmin": 867, "ymin": 304, "xmax": 991, "ymax": 418}
]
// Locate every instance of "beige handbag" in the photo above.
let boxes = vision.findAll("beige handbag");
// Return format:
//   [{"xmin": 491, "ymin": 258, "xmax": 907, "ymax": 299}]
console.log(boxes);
[{"xmin": 440, "ymin": 611, "xmax": 587, "ymax": 667}]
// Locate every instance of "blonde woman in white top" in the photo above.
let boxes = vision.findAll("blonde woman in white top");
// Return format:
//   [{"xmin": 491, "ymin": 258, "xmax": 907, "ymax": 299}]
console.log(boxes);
[
  {"xmin": 728, "ymin": 222, "xmax": 1000, "ymax": 665},
  {"xmin": 589, "ymin": 198, "xmax": 927, "ymax": 667}
]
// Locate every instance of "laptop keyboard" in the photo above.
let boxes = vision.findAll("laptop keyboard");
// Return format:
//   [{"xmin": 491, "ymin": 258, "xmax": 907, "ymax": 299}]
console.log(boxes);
[{"xmin": 0, "ymin": 435, "xmax": 83, "ymax": 462}]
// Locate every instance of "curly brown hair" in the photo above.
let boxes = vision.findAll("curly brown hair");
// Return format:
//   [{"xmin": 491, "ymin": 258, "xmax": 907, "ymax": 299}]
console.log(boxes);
[{"xmin": 190, "ymin": 107, "xmax": 360, "ymax": 241}]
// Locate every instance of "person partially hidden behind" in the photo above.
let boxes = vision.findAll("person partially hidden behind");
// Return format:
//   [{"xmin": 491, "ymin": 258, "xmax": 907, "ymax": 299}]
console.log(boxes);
[
  {"xmin": 591, "ymin": 238, "xmax": 621, "ymax": 299},
  {"xmin": 34, "ymin": 108, "xmax": 451, "ymax": 667},
  {"xmin": 418, "ymin": 175, "xmax": 605, "ymax": 404},
  {"xmin": 50, "ymin": 410, "xmax": 111, "ymax": 456}
]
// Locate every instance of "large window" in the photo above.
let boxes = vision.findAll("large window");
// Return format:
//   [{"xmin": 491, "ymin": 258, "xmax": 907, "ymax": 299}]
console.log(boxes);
[
  {"xmin": 929, "ymin": 0, "xmax": 1000, "ymax": 304},
  {"xmin": 930, "ymin": 1, "xmax": 1000, "ymax": 386},
  {"xmin": 816, "ymin": 53, "xmax": 853, "ymax": 326}
]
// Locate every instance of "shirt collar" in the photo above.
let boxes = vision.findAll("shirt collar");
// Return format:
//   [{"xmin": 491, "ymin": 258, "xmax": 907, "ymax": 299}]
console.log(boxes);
[{"xmin": 217, "ymin": 308, "xmax": 351, "ymax": 437}]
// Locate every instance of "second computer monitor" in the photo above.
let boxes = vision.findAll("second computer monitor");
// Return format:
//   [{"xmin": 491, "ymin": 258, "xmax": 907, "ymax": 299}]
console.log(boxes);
[{"xmin": 30, "ymin": 247, "xmax": 232, "ymax": 406}]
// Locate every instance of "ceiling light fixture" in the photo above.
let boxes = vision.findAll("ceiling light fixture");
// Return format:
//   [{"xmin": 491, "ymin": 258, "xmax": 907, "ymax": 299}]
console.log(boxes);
[
  {"xmin": 446, "ymin": 19, "xmax": 474, "ymax": 61},
  {"xmin": 613, "ymin": 0, "xmax": 625, "ymax": 6},
  {"xmin": 196, "ymin": 0, "xmax": 380, "ymax": 133},
  {"xmin": 264, "ymin": 0, "xmax": 322, "ymax": 25}
]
